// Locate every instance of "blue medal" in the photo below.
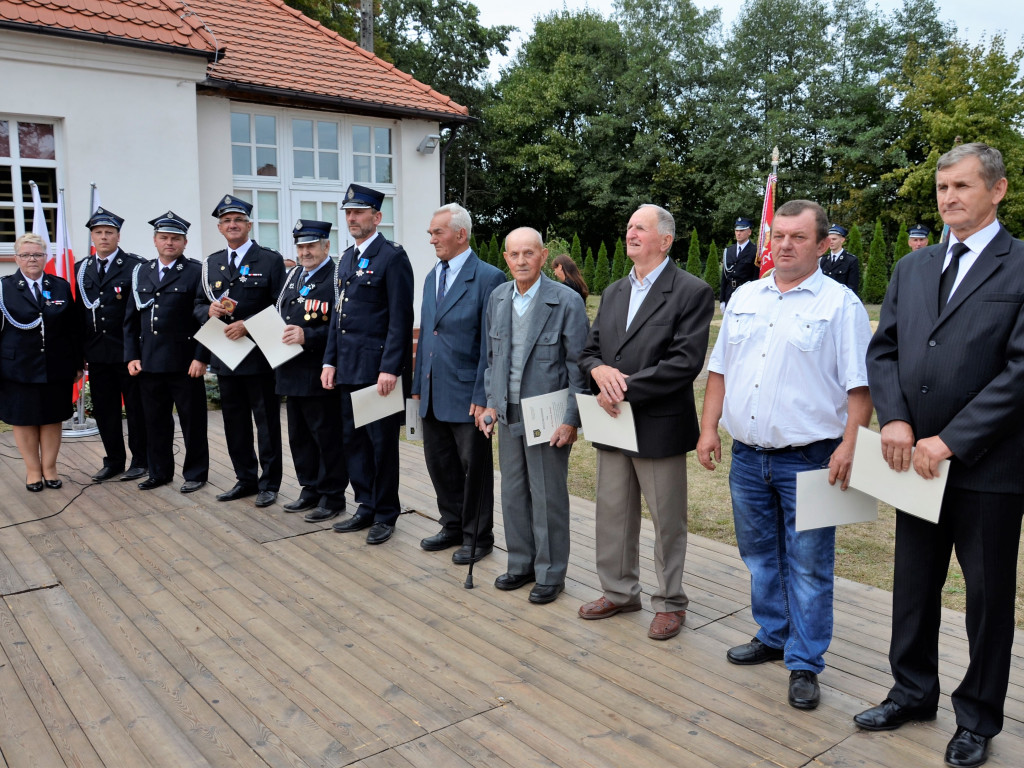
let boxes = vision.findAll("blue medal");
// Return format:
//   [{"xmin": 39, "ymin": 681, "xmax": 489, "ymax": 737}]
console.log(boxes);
[
  {"xmin": 42, "ymin": 290, "xmax": 52, "ymax": 300},
  {"xmin": 240, "ymin": 265, "xmax": 250, "ymax": 276},
  {"xmin": 358, "ymin": 257, "xmax": 369, "ymax": 269},
  {"xmin": 299, "ymin": 284, "xmax": 311, "ymax": 297}
]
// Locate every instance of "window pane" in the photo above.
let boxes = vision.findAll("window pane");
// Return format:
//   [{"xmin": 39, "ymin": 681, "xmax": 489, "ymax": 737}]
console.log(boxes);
[
  {"xmin": 22, "ymin": 167, "xmax": 56, "ymax": 202},
  {"xmin": 352, "ymin": 125, "xmax": 370, "ymax": 154},
  {"xmin": 321, "ymin": 206, "xmax": 338, "ymax": 231},
  {"xmin": 318, "ymin": 121, "xmax": 338, "ymax": 150},
  {"xmin": 233, "ymin": 189, "xmax": 253, "ymax": 205},
  {"xmin": 0, "ymin": 166, "xmax": 11, "ymax": 203},
  {"xmin": 293, "ymin": 119, "xmax": 314, "ymax": 148},
  {"xmin": 378, "ymin": 225, "xmax": 394, "ymax": 241},
  {"xmin": 294, "ymin": 150, "xmax": 314, "ymax": 179},
  {"xmin": 230, "ymin": 112, "xmax": 250, "ymax": 143},
  {"xmin": 259, "ymin": 223, "xmax": 280, "ymax": 252},
  {"xmin": 300, "ymin": 201, "xmax": 317, "ymax": 219},
  {"xmin": 374, "ymin": 127, "xmax": 391, "ymax": 156},
  {"xmin": 379, "ymin": 197, "xmax": 394, "ymax": 224},
  {"xmin": 353, "ymin": 155, "xmax": 370, "ymax": 182},
  {"xmin": 0, "ymin": 121, "xmax": 9, "ymax": 157},
  {"xmin": 0, "ymin": 205, "xmax": 15, "ymax": 241},
  {"xmin": 255, "ymin": 147, "xmax": 277, "ymax": 176},
  {"xmin": 232, "ymin": 145, "xmax": 251, "ymax": 176},
  {"xmin": 319, "ymin": 152, "xmax": 339, "ymax": 180},
  {"xmin": 254, "ymin": 115, "xmax": 276, "ymax": 146},
  {"xmin": 257, "ymin": 190, "xmax": 278, "ymax": 219},
  {"xmin": 375, "ymin": 157, "xmax": 392, "ymax": 184},
  {"xmin": 18, "ymin": 122, "xmax": 55, "ymax": 160}
]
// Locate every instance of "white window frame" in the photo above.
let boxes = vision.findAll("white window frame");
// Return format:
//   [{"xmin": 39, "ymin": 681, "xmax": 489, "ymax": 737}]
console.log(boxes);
[{"xmin": 1, "ymin": 115, "xmax": 61, "ymax": 258}]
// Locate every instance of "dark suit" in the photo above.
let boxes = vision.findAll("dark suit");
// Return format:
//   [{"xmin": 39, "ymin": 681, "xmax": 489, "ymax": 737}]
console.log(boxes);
[
  {"xmin": 194, "ymin": 241, "xmax": 286, "ymax": 493},
  {"xmin": 721, "ymin": 240, "xmax": 758, "ymax": 304},
  {"xmin": 75, "ymin": 249, "xmax": 148, "ymax": 471},
  {"xmin": 125, "ymin": 257, "xmax": 209, "ymax": 484},
  {"xmin": 485, "ymin": 276, "xmax": 589, "ymax": 584},
  {"xmin": 578, "ymin": 262, "xmax": 714, "ymax": 611},
  {"xmin": 867, "ymin": 225, "xmax": 1024, "ymax": 737},
  {"xmin": 323, "ymin": 233, "xmax": 414, "ymax": 525},
  {"xmin": 412, "ymin": 252, "xmax": 505, "ymax": 547},
  {"xmin": 276, "ymin": 260, "xmax": 348, "ymax": 511},
  {"xmin": 820, "ymin": 249, "xmax": 860, "ymax": 293}
]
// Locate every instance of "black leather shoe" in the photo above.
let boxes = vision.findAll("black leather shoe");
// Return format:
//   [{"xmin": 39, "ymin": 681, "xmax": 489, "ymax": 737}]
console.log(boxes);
[
  {"xmin": 120, "ymin": 467, "xmax": 148, "ymax": 481},
  {"xmin": 366, "ymin": 522, "xmax": 394, "ymax": 545},
  {"xmin": 138, "ymin": 478, "xmax": 169, "ymax": 490},
  {"xmin": 283, "ymin": 497, "xmax": 318, "ymax": 513},
  {"xmin": 304, "ymin": 506, "xmax": 341, "ymax": 522},
  {"xmin": 44, "ymin": 478, "xmax": 63, "ymax": 489},
  {"xmin": 26, "ymin": 481, "xmax": 44, "ymax": 492},
  {"xmin": 853, "ymin": 698, "xmax": 938, "ymax": 731},
  {"xmin": 216, "ymin": 482, "xmax": 258, "ymax": 502},
  {"xmin": 788, "ymin": 670, "xmax": 820, "ymax": 710},
  {"xmin": 945, "ymin": 726, "xmax": 990, "ymax": 768},
  {"xmin": 180, "ymin": 480, "xmax": 205, "ymax": 493},
  {"xmin": 529, "ymin": 583, "xmax": 564, "ymax": 604},
  {"xmin": 92, "ymin": 465, "xmax": 123, "ymax": 482},
  {"xmin": 727, "ymin": 637, "xmax": 785, "ymax": 665},
  {"xmin": 254, "ymin": 491, "xmax": 277, "ymax": 508},
  {"xmin": 420, "ymin": 530, "xmax": 462, "ymax": 551},
  {"xmin": 333, "ymin": 515, "xmax": 374, "ymax": 533},
  {"xmin": 452, "ymin": 544, "xmax": 492, "ymax": 565},
  {"xmin": 494, "ymin": 571, "xmax": 536, "ymax": 591}
]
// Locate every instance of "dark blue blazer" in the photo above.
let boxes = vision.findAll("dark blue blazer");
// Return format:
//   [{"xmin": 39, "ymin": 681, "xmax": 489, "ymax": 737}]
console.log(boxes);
[
  {"xmin": 868, "ymin": 225, "xmax": 1024, "ymax": 494},
  {"xmin": 275, "ymin": 261, "xmax": 336, "ymax": 397},
  {"xmin": 194, "ymin": 241, "xmax": 286, "ymax": 377},
  {"xmin": 820, "ymin": 249, "xmax": 860, "ymax": 293},
  {"xmin": 323, "ymin": 234, "xmax": 414, "ymax": 388},
  {"xmin": 721, "ymin": 240, "xmax": 758, "ymax": 304},
  {"xmin": 0, "ymin": 272, "xmax": 83, "ymax": 383},
  {"xmin": 411, "ymin": 252, "xmax": 506, "ymax": 422},
  {"xmin": 75, "ymin": 248, "xmax": 146, "ymax": 364}
]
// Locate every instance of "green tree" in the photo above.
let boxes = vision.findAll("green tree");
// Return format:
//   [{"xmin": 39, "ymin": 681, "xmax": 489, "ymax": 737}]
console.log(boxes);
[
  {"xmin": 612, "ymin": 237, "xmax": 627, "ymax": 281},
  {"xmin": 488, "ymin": 233, "xmax": 501, "ymax": 269},
  {"xmin": 846, "ymin": 224, "xmax": 864, "ymax": 260},
  {"xmin": 283, "ymin": 0, "xmax": 358, "ymax": 39},
  {"xmin": 686, "ymin": 228, "xmax": 702, "ymax": 276},
  {"xmin": 570, "ymin": 233, "xmax": 583, "ymax": 269},
  {"xmin": 862, "ymin": 218, "xmax": 889, "ymax": 302},
  {"xmin": 704, "ymin": 239, "xmax": 721, "ymax": 297},
  {"xmin": 593, "ymin": 242, "xmax": 610, "ymax": 294},
  {"xmin": 469, "ymin": 233, "xmax": 479, "ymax": 254},
  {"xmin": 583, "ymin": 249, "xmax": 597, "ymax": 289},
  {"xmin": 892, "ymin": 222, "xmax": 911, "ymax": 268}
]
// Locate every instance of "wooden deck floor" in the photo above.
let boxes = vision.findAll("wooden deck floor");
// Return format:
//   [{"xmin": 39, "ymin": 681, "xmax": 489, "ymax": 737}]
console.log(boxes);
[{"xmin": 1, "ymin": 410, "xmax": 1021, "ymax": 767}]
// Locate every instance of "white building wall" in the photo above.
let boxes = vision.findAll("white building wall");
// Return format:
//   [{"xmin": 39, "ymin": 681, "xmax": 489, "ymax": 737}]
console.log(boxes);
[
  {"xmin": 196, "ymin": 95, "xmax": 234, "ymax": 257},
  {"xmin": 0, "ymin": 30, "xmax": 209, "ymax": 270}
]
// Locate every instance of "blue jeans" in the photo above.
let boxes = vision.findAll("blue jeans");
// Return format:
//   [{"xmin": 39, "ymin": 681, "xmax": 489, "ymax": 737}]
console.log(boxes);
[{"xmin": 729, "ymin": 438, "xmax": 840, "ymax": 673}]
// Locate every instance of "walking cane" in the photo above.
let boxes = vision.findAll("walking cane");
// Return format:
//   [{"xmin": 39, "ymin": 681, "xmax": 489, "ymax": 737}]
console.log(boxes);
[{"xmin": 465, "ymin": 414, "xmax": 493, "ymax": 589}]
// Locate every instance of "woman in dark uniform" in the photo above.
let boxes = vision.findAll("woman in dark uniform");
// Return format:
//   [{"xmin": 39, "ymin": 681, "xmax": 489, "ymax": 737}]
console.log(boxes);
[
  {"xmin": 0, "ymin": 234, "xmax": 84, "ymax": 491},
  {"xmin": 552, "ymin": 253, "xmax": 590, "ymax": 301}
]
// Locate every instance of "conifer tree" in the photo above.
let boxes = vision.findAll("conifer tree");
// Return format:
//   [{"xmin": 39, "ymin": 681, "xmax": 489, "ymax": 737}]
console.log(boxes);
[
  {"xmin": 583, "ymin": 248, "xmax": 596, "ymax": 290},
  {"xmin": 846, "ymin": 224, "xmax": 864, "ymax": 261},
  {"xmin": 571, "ymin": 233, "xmax": 583, "ymax": 269},
  {"xmin": 612, "ymin": 238, "xmax": 626, "ymax": 281},
  {"xmin": 704, "ymin": 240, "xmax": 721, "ymax": 298},
  {"xmin": 892, "ymin": 222, "xmax": 911, "ymax": 269},
  {"xmin": 686, "ymin": 228, "xmax": 702, "ymax": 277},
  {"xmin": 862, "ymin": 219, "xmax": 889, "ymax": 303},
  {"xmin": 594, "ymin": 242, "xmax": 611, "ymax": 294}
]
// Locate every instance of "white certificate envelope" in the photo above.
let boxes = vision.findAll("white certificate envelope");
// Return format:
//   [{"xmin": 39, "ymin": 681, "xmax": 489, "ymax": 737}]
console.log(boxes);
[
  {"xmin": 848, "ymin": 426, "xmax": 949, "ymax": 524},
  {"xmin": 195, "ymin": 318, "xmax": 255, "ymax": 371},
  {"xmin": 244, "ymin": 305, "xmax": 303, "ymax": 369},
  {"xmin": 575, "ymin": 393, "xmax": 639, "ymax": 453},
  {"xmin": 521, "ymin": 388, "xmax": 570, "ymax": 446},
  {"xmin": 405, "ymin": 398, "xmax": 423, "ymax": 440},
  {"xmin": 796, "ymin": 468, "xmax": 878, "ymax": 531},
  {"xmin": 351, "ymin": 382, "xmax": 405, "ymax": 428}
]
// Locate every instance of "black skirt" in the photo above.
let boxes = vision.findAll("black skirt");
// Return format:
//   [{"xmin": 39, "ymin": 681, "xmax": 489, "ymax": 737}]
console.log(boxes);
[{"xmin": 0, "ymin": 379, "xmax": 75, "ymax": 426}]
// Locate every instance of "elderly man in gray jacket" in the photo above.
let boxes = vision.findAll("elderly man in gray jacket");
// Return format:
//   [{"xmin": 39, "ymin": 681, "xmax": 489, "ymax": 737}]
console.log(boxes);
[{"xmin": 479, "ymin": 227, "xmax": 589, "ymax": 604}]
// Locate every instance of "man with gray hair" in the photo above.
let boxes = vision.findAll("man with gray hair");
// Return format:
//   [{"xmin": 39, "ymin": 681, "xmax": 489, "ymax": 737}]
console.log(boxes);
[
  {"xmin": 856, "ymin": 143, "xmax": 1024, "ymax": 768},
  {"xmin": 577, "ymin": 204, "xmax": 714, "ymax": 640},
  {"xmin": 413, "ymin": 204, "xmax": 506, "ymax": 564}
]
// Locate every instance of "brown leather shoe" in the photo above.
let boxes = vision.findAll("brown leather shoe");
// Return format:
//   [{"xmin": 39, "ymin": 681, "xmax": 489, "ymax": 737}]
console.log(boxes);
[
  {"xmin": 648, "ymin": 611, "xmax": 686, "ymax": 640},
  {"xmin": 578, "ymin": 596, "xmax": 642, "ymax": 620}
]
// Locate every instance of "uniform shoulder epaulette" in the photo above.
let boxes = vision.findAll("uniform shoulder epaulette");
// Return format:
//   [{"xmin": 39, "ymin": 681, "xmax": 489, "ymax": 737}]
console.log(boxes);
[
  {"xmin": 186, "ymin": 257, "xmax": 202, "ymax": 265},
  {"xmin": 259, "ymin": 244, "xmax": 284, "ymax": 258},
  {"xmin": 208, "ymin": 249, "xmax": 228, "ymax": 259}
]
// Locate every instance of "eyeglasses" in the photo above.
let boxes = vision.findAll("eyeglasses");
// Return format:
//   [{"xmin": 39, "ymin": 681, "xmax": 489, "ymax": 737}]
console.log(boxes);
[
  {"xmin": 219, "ymin": 217, "xmax": 249, "ymax": 225},
  {"xmin": 16, "ymin": 253, "xmax": 46, "ymax": 260}
]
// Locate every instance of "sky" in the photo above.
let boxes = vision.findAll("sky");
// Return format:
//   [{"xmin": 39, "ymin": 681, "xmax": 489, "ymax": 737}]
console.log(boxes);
[{"xmin": 472, "ymin": 0, "xmax": 1024, "ymax": 78}]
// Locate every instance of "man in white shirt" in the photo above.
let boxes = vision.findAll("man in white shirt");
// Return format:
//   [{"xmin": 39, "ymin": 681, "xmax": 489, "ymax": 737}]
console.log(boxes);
[{"xmin": 697, "ymin": 199, "xmax": 872, "ymax": 710}]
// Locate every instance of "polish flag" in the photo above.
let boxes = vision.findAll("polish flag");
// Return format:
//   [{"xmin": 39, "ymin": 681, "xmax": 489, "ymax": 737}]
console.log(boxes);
[{"xmin": 756, "ymin": 172, "xmax": 777, "ymax": 278}]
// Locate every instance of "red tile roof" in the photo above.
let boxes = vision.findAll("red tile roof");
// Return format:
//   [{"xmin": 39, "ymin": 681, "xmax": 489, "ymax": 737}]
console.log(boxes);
[{"xmin": 0, "ymin": 0, "xmax": 469, "ymax": 120}]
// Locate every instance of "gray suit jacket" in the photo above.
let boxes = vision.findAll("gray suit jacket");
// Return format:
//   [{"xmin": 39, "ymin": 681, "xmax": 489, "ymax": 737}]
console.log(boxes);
[
  {"xmin": 484, "ymin": 275, "xmax": 589, "ymax": 435},
  {"xmin": 867, "ymin": 224, "xmax": 1024, "ymax": 493}
]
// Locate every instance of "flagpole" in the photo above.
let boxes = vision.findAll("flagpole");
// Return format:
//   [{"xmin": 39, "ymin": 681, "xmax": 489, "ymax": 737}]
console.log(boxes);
[{"xmin": 62, "ymin": 185, "xmax": 99, "ymax": 438}]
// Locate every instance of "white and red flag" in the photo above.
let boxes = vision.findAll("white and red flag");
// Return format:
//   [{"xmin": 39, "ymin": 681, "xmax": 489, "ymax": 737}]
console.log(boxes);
[
  {"xmin": 29, "ymin": 180, "xmax": 53, "ymax": 262},
  {"xmin": 54, "ymin": 188, "xmax": 75, "ymax": 292},
  {"xmin": 756, "ymin": 172, "xmax": 777, "ymax": 278}
]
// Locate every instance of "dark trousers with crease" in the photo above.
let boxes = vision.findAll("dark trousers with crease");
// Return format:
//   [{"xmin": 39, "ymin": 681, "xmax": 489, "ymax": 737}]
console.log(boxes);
[
  {"xmin": 286, "ymin": 394, "xmax": 348, "ymax": 511},
  {"xmin": 89, "ymin": 360, "xmax": 147, "ymax": 470},
  {"xmin": 218, "ymin": 373, "xmax": 282, "ymax": 492},
  {"xmin": 138, "ymin": 372, "xmax": 208, "ymax": 483}
]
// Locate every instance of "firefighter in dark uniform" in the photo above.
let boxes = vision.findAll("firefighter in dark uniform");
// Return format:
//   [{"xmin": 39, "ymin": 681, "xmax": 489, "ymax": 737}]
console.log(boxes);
[
  {"xmin": 721, "ymin": 216, "xmax": 759, "ymax": 307},
  {"xmin": 124, "ymin": 211, "xmax": 209, "ymax": 493},
  {"xmin": 820, "ymin": 224, "xmax": 860, "ymax": 293},
  {"xmin": 321, "ymin": 184, "xmax": 414, "ymax": 545},
  {"xmin": 76, "ymin": 207, "xmax": 149, "ymax": 482},
  {"xmin": 277, "ymin": 219, "xmax": 349, "ymax": 522},
  {"xmin": 194, "ymin": 195, "xmax": 286, "ymax": 508}
]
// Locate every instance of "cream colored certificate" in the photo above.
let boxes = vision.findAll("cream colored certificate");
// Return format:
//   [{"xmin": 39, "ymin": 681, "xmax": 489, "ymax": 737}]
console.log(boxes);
[
  {"xmin": 521, "ymin": 388, "xmax": 570, "ymax": 446},
  {"xmin": 245, "ymin": 305, "xmax": 303, "ymax": 369},
  {"xmin": 405, "ymin": 398, "xmax": 423, "ymax": 440},
  {"xmin": 575, "ymin": 394, "xmax": 639, "ymax": 453},
  {"xmin": 351, "ymin": 382, "xmax": 405, "ymax": 428},
  {"xmin": 195, "ymin": 318, "xmax": 255, "ymax": 371},
  {"xmin": 796, "ymin": 468, "xmax": 878, "ymax": 531}
]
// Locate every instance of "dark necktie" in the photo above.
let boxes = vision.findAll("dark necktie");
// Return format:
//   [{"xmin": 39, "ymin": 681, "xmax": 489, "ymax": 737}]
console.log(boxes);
[
  {"xmin": 229, "ymin": 250, "xmax": 238, "ymax": 277},
  {"xmin": 301, "ymin": 271, "xmax": 311, "ymax": 284},
  {"xmin": 32, "ymin": 282, "xmax": 43, "ymax": 306},
  {"xmin": 160, "ymin": 266, "xmax": 169, "ymax": 282},
  {"xmin": 938, "ymin": 243, "xmax": 970, "ymax": 312},
  {"xmin": 97, "ymin": 259, "xmax": 107, "ymax": 280},
  {"xmin": 437, "ymin": 260, "xmax": 450, "ymax": 304}
]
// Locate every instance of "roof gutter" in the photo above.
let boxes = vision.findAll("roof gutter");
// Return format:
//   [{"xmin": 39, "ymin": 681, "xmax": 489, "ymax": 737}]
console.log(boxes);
[{"xmin": 0, "ymin": 21, "xmax": 220, "ymax": 61}]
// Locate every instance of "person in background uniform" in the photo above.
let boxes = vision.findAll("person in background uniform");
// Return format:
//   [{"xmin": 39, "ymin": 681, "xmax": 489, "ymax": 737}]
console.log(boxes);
[
  {"xmin": 0, "ymin": 233, "xmax": 84, "ymax": 491},
  {"xmin": 908, "ymin": 224, "xmax": 930, "ymax": 252},
  {"xmin": 322, "ymin": 184, "xmax": 414, "ymax": 546},
  {"xmin": 551, "ymin": 253, "xmax": 590, "ymax": 301},
  {"xmin": 413, "ymin": 203, "xmax": 506, "ymax": 565},
  {"xmin": 720, "ymin": 217, "xmax": 759, "ymax": 307},
  {"xmin": 276, "ymin": 220, "xmax": 349, "ymax": 523},
  {"xmin": 76, "ymin": 207, "xmax": 148, "ymax": 482},
  {"xmin": 820, "ymin": 224, "xmax": 860, "ymax": 293},
  {"xmin": 195, "ymin": 195, "xmax": 286, "ymax": 508},
  {"xmin": 480, "ymin": 227, "xmax": 589, "ymax": 604},
  {"xmin": 124, "ymin": 212, "xmax": 209, "ymax": 493}
]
